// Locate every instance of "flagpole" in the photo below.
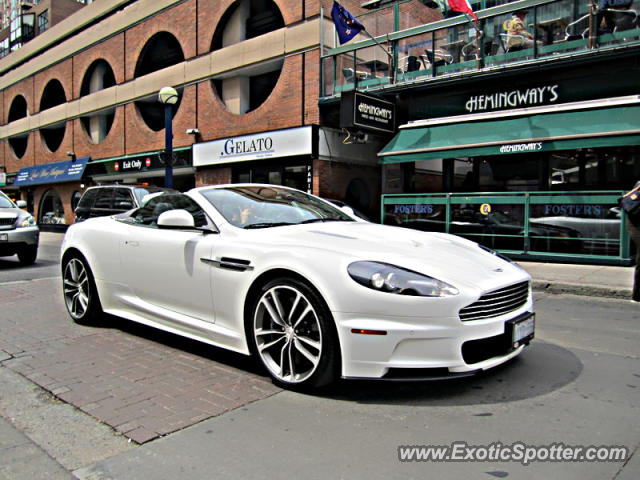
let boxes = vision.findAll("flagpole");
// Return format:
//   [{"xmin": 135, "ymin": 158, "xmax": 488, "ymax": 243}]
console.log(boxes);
[{"xmin": 361, "ymin": 29, "xmax": 395, "ymax": 83}]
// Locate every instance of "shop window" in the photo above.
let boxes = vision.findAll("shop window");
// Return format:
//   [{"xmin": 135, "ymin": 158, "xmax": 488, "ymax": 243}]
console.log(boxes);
[
  {"xmin": 134, "ymin": 32, "xmax": 184, "ymax": 131},
  {"xmin": 38, "ymin": 11, "xmax": 49, "ymax": 34},
  {"xmin": 39, "ymin": 79, "xmax": 67, "ymax": 152},
  {"xmin": 210, "ymin": 0, "xmax": 284, "ymax": 115},
  {"xmin": 233, "ymin": 162, "xmax": 310, "ymax": 192},
  {"xmin": 39, "ymin": 189, "xmax": 65, "ymax": 225},
  {"xmin": 80, "ymin": 60, "xmax": 116, "ymax": 143},
  {"xmin": 7, "ymin": 95, "xmax": 29, "ymax": 158}
]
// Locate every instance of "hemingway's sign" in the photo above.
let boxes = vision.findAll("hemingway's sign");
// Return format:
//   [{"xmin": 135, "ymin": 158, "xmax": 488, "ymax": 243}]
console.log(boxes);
[
  {"xmin": 499, "ymin": 142, "xmax": 543, "ymax": 154},
  {"xmin": 341, "ymin": 91, "xmax": 395, "ymax": 134},
  {"xmin": 465, "ymin": 85, "xmax": 559, "ymax": 113}
]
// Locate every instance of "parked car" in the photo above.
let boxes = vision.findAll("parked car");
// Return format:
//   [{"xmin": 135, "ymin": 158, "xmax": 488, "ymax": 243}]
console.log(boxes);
[
  {"xmin": 74, "ymin": 185, "xmax": 177, "ymax": 223},
  {"xmin": 61, "ymin": 184, "xmax": 534, "ymax": 390},
  {"xmin": 0, "ymin": 190, "xmax": 39, "ymax": 265}
]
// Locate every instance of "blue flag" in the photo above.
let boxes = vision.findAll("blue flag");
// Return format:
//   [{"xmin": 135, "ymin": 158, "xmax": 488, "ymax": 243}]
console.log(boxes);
[{"xmin": 331, "ymin": 1, "xmax": 365, "ymax": 45}]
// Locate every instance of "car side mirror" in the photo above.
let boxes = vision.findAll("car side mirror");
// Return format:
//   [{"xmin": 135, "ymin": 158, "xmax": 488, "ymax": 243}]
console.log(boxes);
[
  {"xmin": 157, "ymin": 209, "xmax": 195, "ymax": 229},
  {"xmin": 16, "ymin": 200, "xmax": 27, "ymax": 208}
]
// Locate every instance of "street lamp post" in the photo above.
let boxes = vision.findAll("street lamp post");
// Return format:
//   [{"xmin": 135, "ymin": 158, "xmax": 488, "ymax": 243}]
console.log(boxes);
[{"xmin": 158, "ymin": 86, "xmax": 179, "ymax": 189}]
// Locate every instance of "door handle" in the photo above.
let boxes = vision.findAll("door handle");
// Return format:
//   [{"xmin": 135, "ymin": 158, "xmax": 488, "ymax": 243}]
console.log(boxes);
[{"xmin": 125, "ymin": 241, "xmax": 139, "ymax": 247}]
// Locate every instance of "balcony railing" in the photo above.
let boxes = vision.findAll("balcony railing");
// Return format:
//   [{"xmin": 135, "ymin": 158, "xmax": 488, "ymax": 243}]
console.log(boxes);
[{"xmin": 321, "ymin": 0, "xmax": 640, "ymax": 97}]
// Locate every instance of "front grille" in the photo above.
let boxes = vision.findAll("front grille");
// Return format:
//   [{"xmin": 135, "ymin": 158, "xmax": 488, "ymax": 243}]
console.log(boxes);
[
  {"xmin": 459, "ymin": 281, "xmax": 530, "ymax": 321},
  {"xmin": 0, "ymin": 217, "xmax": 17, "ymax": 226}
]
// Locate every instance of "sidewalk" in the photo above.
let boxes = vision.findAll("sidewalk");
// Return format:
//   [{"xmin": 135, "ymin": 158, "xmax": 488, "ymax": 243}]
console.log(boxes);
[{"xmin": 520, "ymin": 261, "xmax": 634, "ymax": 299}]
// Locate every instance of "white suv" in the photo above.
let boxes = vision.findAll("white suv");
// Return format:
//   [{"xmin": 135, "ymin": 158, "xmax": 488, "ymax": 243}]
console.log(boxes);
[{"xmin": 0, "ymin": 191, "xmax": 39, "ymax": 265}]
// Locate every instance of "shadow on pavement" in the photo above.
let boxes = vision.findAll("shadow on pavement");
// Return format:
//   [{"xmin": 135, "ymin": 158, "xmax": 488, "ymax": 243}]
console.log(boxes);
[
  {"xmin": 104, "ymin": 314, "xmax": 266, "ymax": 377},
  {"xmin": 326, "ymin": 341, "xmax": 582, "ymax": 406},
  {"xmin": 95, "ymin": 312, "xmax": 581, "ymax": 406}
]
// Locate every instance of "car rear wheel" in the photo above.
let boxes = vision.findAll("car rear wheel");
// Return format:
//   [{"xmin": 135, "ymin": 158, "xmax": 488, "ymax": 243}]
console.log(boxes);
[
  {"xmin": 17, "ymin": 245, "xmax": 37, "ymax": 265},
  {"xmin": 249, "ymin": 277, "xmax": 340, "ymax": 390},
  {"xmin": 62, "ymin": 255, "xmax": 103, "ymax": 325}
]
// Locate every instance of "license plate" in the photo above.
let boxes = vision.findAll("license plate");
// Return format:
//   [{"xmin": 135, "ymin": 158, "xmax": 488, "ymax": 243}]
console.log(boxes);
[
  {"xmin": 0, "ymin": 233, "xmax": 7, "ymax": 241},
  {"xmin": 512, "ymin": 313, "xmax": 535, "ymax": 345}
]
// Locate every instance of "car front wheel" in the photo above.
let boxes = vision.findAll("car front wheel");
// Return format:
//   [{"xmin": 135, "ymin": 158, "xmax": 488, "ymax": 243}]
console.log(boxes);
[
  {"xmin": 249, "ymin": 277, "xmax": 340, "ymax": 390},
  {"xmin": 62, "ymin": 254, "xmax": 103, "ymax": 325},
  {"xmin": 17, "ymin": 245, "xmax": 37, "ymax": 265}
]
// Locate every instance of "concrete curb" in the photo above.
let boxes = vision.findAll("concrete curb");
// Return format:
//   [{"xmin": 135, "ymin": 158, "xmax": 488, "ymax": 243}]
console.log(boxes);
[{"xmin": 532, "ymin": 280, "xmax": 632, "ymax": 299}]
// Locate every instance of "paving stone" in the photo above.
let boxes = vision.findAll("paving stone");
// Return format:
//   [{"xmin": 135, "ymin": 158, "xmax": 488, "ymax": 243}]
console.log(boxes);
[{"xmin": 0, "ymin": 278, "xmax": 280, "ymax": 443}]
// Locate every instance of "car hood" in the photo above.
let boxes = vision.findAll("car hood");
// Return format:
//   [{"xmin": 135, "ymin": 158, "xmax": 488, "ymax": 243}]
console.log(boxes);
[
  {"xmin": 0, "ymin": 207, "xmax": 19, "ymax": 218},
  {"xmin": 257, "ymin": 221, "xmax": 529, "ymax": 291}
]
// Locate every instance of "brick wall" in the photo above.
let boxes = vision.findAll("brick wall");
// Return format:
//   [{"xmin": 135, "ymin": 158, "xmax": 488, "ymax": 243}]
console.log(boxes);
[{"xmin": 196, "ymin": 166, "xmax": 232, "ymax": 187}]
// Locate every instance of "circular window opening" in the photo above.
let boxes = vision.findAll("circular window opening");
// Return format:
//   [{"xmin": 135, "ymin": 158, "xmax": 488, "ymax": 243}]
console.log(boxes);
[
  {"xmin": 80, "ymin": 60, "xmax": 117, "ymax": 144},
  {"xmin": 211, "ymin": 0, "xmax": 284, "ymax": 51},
  {"xmin": 39, "ymin": 189, "xmax": 65, "ymax": 225},
  {"xmin": 39, "ymin": 79, "xmax": 67, "ymax": 152},
  {"xmin": 8, "ymin": 95, "xmax": 27, "ymax": 122},
  {"xmin": 133, "ymin": 32, "xmax": 184, "ymax": 131},
  {"xmin": 8, "ymin": 95, "xmax": 29, "ymax": 158},
  {"xmin": 210, "ymin": 0, "xmax": 284, "ymax": 115}
]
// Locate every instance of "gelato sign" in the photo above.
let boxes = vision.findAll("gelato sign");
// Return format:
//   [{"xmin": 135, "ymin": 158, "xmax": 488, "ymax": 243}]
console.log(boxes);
[
  {"xmin": 194, "ymin": 127, "xmax": 313, "ymax": 166},
  {"xmin": 13, "ymin": 158, "xmax": 89, "ymax": 186}
]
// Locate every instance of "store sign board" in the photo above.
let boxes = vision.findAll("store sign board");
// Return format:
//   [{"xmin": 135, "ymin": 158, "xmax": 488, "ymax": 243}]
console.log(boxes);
[
  {"xmin": 194, "ymin": 127, "xmax": 313, "ymax": 167},
  {"xmin": 405, "ymin": 60, "xmax": 640, "ymax": 120},
  {"xmin": 13, "ymin": 157, "xmax": 89, "ymax": 186},
  {"xmin": 341, "ymin": 91, "xmax": 395, "ymax": 133}
]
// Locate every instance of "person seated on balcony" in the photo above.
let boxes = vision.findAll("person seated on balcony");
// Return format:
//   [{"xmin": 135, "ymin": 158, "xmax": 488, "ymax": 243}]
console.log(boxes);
[
  {"xmin": 597, "ymin": 0, "xmax": 635, "ymax": 33},
  {"xmin": 503, "ymin": 10, "xmax": 537, "ymax": 50}
]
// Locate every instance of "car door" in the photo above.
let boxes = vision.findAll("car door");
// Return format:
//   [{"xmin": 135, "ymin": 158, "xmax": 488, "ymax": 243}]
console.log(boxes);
[{"xmin": 118, "ymin": 193, "xmax": 216, "ymax": 323}]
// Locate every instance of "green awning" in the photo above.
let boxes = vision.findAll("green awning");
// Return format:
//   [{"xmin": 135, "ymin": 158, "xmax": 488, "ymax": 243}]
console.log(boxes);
[{"xmin": 379, "ymin": 105, "xmax": 640, "ymax": 163}]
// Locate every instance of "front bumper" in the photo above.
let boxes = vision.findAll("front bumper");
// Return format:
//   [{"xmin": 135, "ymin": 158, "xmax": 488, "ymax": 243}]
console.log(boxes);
[
  {"xmin": 0, "ymin": 227, "xmax": 39, "ymax": 256},
  {"xmin": 335, "ymin": 298, "xmax": 533, "ymax": 379}
]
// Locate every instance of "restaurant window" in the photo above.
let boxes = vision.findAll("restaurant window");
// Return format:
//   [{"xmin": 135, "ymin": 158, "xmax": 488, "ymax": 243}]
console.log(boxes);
[{"xmin": 38, "ymin": 11, "xmax": 49, "ymax": 33}]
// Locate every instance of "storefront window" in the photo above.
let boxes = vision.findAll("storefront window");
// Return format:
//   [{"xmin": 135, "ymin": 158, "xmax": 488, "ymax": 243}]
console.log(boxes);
[
  {"xmin": 233, "ymin": 161, "xmax": 310, "ymax": 192},
  {"xmin": 39, "ymin": 189, "xmax": 65, "ymax": 225}
]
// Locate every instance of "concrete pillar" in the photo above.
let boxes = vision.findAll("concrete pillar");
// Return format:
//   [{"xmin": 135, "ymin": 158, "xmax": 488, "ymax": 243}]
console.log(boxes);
[
  {"xmin": 89, "ymin": 63, "xmax": 108, "ymax": 143},
  {"xmin": 222, "ymin": 76, "xmax": 250, "ymax": 114}
]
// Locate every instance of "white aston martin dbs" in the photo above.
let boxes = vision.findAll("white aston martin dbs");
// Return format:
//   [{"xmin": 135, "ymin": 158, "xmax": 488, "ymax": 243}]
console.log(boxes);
[{"xmin": 61, "ymin": 184, "xmax": 534, "ymax": 389}]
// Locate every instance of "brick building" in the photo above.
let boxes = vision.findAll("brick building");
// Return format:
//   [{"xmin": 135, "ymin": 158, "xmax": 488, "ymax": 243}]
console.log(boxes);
[{"xmin": 0, "ymin": 0, "xmax": 441, "ymax": 226}]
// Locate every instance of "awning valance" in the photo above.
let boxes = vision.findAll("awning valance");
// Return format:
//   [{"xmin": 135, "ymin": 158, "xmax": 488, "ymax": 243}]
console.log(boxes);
[
  {"xmin": 378, "ymin": 105, "xmax": 640, "ymax": 163},
  {"xmin": 13, "ymin": 157, "xmax": 89, "ymax": 186}
]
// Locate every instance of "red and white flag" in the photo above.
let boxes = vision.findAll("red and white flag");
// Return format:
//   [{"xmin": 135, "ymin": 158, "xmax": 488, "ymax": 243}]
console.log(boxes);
[{"xmin": 447, "ymin": 0, "xmax": 477, "ymax": 20}]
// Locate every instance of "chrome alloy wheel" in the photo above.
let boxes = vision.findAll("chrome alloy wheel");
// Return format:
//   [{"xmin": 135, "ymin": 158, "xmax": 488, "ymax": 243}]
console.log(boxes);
[
  {"xmin": 254, "ymin": 285, "xmax": 323, "ymax": 383},
  {"xmin": 63, "ymin": 258, "xmax": 90, "ymax": 320}
]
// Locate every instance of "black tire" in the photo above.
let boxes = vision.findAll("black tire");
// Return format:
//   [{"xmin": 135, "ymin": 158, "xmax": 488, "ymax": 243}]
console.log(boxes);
[
  {"xmin": 247, "ymin": 276, "xmax": 341, "ymax": 390},
  {"xmin": 17, "ymin": 245, "xmax": 37, "ymax": 265},
  {"xmin": 62, "ymin": 254, "xmax": 104, "ymax": 325}
]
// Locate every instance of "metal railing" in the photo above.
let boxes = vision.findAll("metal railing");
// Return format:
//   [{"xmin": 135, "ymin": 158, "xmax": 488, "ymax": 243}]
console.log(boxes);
[
  {"xmin": 381, "ymin": 190, "xmax": 632, "ymax": 264},
  {"xmin": 322, "ymin": 0, "xmax": 640, "ymax": 97}
]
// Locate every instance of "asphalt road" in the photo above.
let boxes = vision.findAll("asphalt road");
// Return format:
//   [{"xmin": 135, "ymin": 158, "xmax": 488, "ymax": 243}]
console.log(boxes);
[
  {"xmin": 0, "ymin": 232, "xmax": 63, "ymax": 284},
  {"xmin": 0, "ymin": 232, "xmax": 638, "ymax": 479}
]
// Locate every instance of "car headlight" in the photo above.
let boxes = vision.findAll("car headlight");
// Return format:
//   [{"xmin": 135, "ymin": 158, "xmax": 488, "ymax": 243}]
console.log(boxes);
[
  {"xmin": 17, "ymin": 215, "xmax": 36, "ymax": 228},
  {"xmin": 347, "ymin": 261, "xmax": 459, "ymax": 297}
]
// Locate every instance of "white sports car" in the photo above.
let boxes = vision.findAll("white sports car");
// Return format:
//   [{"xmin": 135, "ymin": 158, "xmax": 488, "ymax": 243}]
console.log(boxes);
[{"xmin": 61, "ymin": 184, "xmax": 534, "ymax": 389}]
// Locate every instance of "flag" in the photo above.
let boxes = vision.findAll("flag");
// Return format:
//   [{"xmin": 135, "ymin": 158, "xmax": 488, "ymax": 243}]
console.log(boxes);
[
  {"xmin": 331, "ymin": 1, "xmax": 365, "ymax": 45},
  {"xmin": 447, "ymin": 0, "xmax": 477, "ymax": 20}
]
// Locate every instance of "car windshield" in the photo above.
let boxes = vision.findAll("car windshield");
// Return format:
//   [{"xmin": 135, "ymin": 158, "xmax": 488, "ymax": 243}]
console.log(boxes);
[
  {"xmin": 200, "ymin": 186, "xmax": 355, "ymax": 229},
  {"xmin": 0, "ymin": 194, "xmax": 14, "ymax": 208},
  {"xmin": 133, "ymin": 187, "xmax": 175, "ymax": 206}
]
